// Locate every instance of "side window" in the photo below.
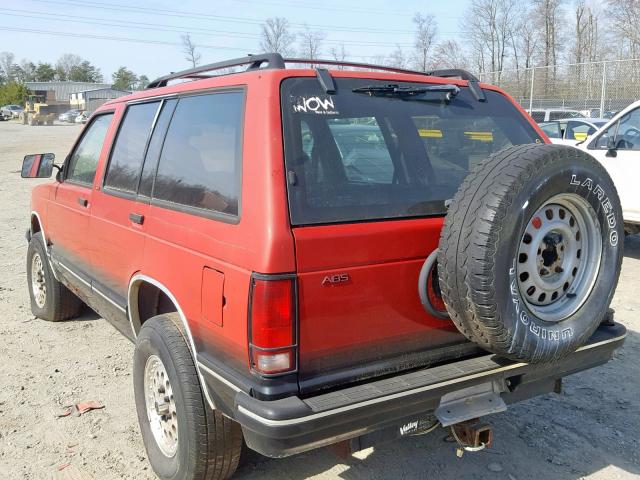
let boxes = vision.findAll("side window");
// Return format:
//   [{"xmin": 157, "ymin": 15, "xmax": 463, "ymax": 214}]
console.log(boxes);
[
  {"xmin": 593, "ymin": 121, "xmax": 619, "ymax": 149},
  {"xmin": 104, "ymin": 101, "xmax": 160, "ymax": 193},
  {"xmin": 616, "ymin": 108, "xmax": 640, "ymax": 150},
  {"xmin": 530, "ymin": 111, "xmax": 545, "ymax": 123},
  {"xmin": 66, "ymin": 113, "xmax": 113, "ymax": 185},
  {"xmin": 539, "ymin": 122, "xmax": 560, "ymax": 139},
  {"xmin": 138, "ymin": 99, "xmax": 178, "ymax": 198},
  {"xmin": 153, "ymin": 92, "xmax": 244, "ymax": 217}
]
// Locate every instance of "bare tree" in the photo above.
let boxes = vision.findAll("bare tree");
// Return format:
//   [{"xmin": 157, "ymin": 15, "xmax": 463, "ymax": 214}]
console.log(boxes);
[
  {"xmin": 516, "ymin": 15, "xmax": 539, "ymax": 69},
  {"xmin": 0, "ymin": 51, "xmax": 14, "ymax": 81},
  {"xmin": 431, "ymin": 40, "xmax": 469, "ymax": 69},
  {"xmin": 181, "ymin": 34, "xmax": 202, "ymax": 68},
  {"xmin": 329, "ymin": 44, "xmax": 348, "ymax": 69},
  {"xmin": 412, "ymin": 13, "xmax": 438, "ymax": 71},
  {"xmin": 607, "ymin": 0, "xmax": 640, "ymax": 58},
  {"xmin": 387, "ymin": 45, "xmax": 408, "ymax": 69},
  {"xmin": 260, "ymin": 17, "xmax": 296, "ymax": 57},
  {"xmin": 534, "ymin": 0, "xmax": 563, "ymax": 68},
  {"xmin": 461, "ymin": 0, "xmax": 518, "ymax": 80},
  {"xmin": 572, "ymin": 0, "xmax": 600, "ymax": 63},
  {"xmin": 55, "ymin": 53, "xmax": 83, "ymax": 81},
  {"xmin": 298, "ymin": 25, "xmax": 325, "ymax": 60}
]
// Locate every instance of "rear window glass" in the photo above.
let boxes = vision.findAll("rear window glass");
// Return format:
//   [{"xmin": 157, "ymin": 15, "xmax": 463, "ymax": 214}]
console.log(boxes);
[{"xmin": 281, "ymin": 77, "xmax": 542, "ymax": 225}]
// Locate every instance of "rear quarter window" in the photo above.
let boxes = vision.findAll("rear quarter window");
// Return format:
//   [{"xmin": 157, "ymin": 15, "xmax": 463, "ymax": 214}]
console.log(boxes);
[{"xmin": 152, "ymin": 91, "xmax": 244, "ymax": 219}]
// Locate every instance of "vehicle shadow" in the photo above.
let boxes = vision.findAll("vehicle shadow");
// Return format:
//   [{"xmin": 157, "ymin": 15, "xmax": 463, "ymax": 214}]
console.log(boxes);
[
  {"xmin": 235, "ymin": 328, "xmax": 640, "ymax": 480},
  {"xmin": 623, "ymin": 234, "xmax": 640, "ymax": 260}
]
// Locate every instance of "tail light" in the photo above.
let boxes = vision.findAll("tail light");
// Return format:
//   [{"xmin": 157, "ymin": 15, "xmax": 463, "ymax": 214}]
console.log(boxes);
[{"xmin": 248, "ymin": 274, "xmax": 297, "ymax": 375}]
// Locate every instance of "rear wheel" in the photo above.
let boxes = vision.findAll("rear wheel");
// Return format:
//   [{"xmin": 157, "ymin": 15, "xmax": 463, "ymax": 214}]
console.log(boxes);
[
  {"xmin": 439, "ymin": 144, "xmax": 623, "ymax": 363},
  {"xmin": 26, "ymin": 232, "xmax": 83, "ymax": 321},
  {"xmin": 134, "ymin": 314, "xmax": 243, "ymax": 480}
]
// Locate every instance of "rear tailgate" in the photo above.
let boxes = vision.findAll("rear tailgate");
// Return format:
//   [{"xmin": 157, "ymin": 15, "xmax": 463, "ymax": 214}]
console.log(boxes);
[
  {"xmin": 280, "ymin": 75, "xmax": 544, "ymax": 395},
  {"xmin": 294, "ymin": 218, "xmax": 468, "ymax": 394}
]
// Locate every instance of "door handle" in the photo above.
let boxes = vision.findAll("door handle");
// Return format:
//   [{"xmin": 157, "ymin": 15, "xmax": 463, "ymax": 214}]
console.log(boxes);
[
  {"xmin": 129, "ymin": 213, "xmax": 144, "ymax": 225},
  {"xmin": 77, "ymin": 197, "xmax": 88, "ymax": 207}
]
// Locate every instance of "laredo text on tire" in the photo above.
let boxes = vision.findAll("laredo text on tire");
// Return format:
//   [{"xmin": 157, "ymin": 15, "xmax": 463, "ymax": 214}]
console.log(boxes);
[
  {"xmin": 438, "ymin": 144, "xmax": 623, "ymax": 363},
  {"xmin": 133, "ymin": 314, "xmax": 243, "ymax": 480}
]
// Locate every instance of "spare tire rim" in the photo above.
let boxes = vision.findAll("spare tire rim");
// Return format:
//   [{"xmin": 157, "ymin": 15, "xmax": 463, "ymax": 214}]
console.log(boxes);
[
  {"xmin": 144, "ymin": 354, "xmax": 178, "ymax": 457},
  {"xmin": 517, "ymin": 193, "xmax": 602, "ymax": 322},
  {"xmin": 31, "ymin": 253, "xmax": 47, "ymax": 308}
]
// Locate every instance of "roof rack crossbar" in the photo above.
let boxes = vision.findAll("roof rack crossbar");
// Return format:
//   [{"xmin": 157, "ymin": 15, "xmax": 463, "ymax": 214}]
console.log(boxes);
[{"xmin": 146, "ymin": 53, "xmax": 286, "ymax": 89}]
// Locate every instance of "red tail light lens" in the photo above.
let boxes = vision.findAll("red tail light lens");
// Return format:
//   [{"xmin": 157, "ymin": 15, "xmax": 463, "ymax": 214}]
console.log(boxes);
[{"xmin": 249, "ymin": 276, "xmax": 297, "ymax": 375}]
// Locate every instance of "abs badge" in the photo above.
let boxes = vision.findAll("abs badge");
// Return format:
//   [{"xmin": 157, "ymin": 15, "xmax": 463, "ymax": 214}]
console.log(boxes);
[{"xmin": 292, "ymin": 95, "xmax": 339, "ymax": 115}]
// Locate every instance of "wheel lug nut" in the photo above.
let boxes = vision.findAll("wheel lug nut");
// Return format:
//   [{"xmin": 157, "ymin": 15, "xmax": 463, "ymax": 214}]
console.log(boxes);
[
  {"xmin": 540, "ymin": 268, "xmax": 548, "ymax": 275},
  {"xmin": 555, "ymin": 267, "xmax": 563, "ymax": 273}
]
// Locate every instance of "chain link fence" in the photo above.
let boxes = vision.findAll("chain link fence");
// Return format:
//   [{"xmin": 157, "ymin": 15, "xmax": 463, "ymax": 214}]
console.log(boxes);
[{"xmin": 478, "ymin": 59, "xmax": 640, "ymax": 117}]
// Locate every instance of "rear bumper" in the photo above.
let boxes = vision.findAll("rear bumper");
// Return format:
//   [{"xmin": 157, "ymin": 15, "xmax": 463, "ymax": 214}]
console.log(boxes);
[{"xmin": 231, "ymin": 323, "xmax": 626, "ymax": 457}]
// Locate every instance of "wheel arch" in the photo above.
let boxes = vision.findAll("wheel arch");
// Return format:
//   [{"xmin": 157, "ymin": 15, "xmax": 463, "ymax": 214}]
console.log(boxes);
[{"xmin": 127, "ymin": 273, "xmax": 217, "ymax": 409}]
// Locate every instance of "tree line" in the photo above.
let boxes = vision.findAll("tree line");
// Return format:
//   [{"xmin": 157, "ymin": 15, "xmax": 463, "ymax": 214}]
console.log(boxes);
[
  {"xmin": 0, "ymin": 52, "xmax": 150, "ymax": 104},
  {"xmin": 2, "ymin": 0, "xmax": 639, "ymax": 106},
  {"xmin": 257, "ymin": 0, "xmax": 639, "ymax": 74}
]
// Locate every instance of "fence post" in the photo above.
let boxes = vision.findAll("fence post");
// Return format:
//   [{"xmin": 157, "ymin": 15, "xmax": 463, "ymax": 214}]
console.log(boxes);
[
  {"xmin": 600, "ymin": 61, "xmax": 607, "ymax": 117},
  {"xmin": 528, "ymin": 67, "xmax": 535, "ymax": 112}
]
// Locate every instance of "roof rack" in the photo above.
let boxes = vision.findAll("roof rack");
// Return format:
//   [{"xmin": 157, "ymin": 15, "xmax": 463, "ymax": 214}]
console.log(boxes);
[
  {"xmin": 146, "ymin": 53, "xmax": 285, "ymax": 89},
  {"xmin": 146, "ymin": 53, "xmax": 482, "ymax": 92}
]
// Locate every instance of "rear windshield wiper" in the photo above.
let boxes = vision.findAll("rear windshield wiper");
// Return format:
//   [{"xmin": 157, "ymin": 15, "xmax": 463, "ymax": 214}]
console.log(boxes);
[{"xmin": 353, "ymin": 84, "xmax": 460, "ymax": 103}]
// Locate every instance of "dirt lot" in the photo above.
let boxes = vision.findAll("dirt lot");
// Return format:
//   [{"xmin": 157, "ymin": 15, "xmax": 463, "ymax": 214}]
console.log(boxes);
[{"xmin": 0, "ymin": 120, "xmax": 639, "ymax": 480}]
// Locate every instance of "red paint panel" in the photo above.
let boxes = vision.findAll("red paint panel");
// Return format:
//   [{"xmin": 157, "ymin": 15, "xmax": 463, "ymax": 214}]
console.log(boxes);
[
  {"xmin": 293, "ymin": 218, "xmax": 464, "ymax": 380},
  {"xmin": 201, "ymin": 267, "xmax": 224, "ymax": 327}
]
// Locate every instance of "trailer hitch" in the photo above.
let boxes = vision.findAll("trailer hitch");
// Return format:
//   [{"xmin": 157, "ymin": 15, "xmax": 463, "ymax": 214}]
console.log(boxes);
[{"xmin": 450, "ymin": 419, "xmax": 493, "ymax": 457}]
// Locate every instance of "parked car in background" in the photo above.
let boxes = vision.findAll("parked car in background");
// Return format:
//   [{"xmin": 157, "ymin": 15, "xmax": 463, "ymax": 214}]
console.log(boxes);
[
  {"xmin": 74, "ymin": 112, "xmax": 88, "ymax": 124},
  {"xmin": 576, "ymin": 100, "xmax": 640, "ymax": 233},
  {"xmin": 0, "ymin": 108, "xmax": 11, "ymax": 121},
  {"xmin": 539, "ymin": 118, "xmax": 608, "ymax": 146},
  {"xmin": 527, "ymin": 108, "xmax": 584, "ymax": 122},
  {"xmin": 603, "ymin": 110, "xmax": 618, "ymax": 119},
  {"xmin": 1, "ymin": 104, "xmax": 23, "ymax": 118},
  {"xmin": 58, "ymin": 109, "xmax": 83, "ymax": 123}
]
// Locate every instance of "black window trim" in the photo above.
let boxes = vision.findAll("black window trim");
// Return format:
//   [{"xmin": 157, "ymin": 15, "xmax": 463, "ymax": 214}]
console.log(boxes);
[
  {"xmin": 136, "ymin": 98, "xmax": 179, "ymax": 205},
  {"xmin": 147, "ymin": 87, "xmax": 247, "ymax": 224},
  {"xmin": 62, "ymin": 110, "xmax": 115, "ymax": 189},
  {"xmin": 101, "ymin": 99, "xmax": 163, "ymax": 200}
]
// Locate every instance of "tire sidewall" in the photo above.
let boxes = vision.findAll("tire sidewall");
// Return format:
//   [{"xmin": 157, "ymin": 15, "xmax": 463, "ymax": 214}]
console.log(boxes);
[
  {"xmin": 492, "ymin": 153, "xmax": 623, "ymax": 358},
  {"xmin": 27, "ymin": 233, "xmax": 54, "ymax": 319},
  {"xmin": 133, "ymin": 320, "xmax": 198, "ymax": 480}
]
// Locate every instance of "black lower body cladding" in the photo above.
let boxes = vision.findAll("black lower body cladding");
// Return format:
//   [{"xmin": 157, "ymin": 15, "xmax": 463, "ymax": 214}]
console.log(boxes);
[{"xmin": 439, "ymin": 144, "xmax": 623, "ymax": 363}]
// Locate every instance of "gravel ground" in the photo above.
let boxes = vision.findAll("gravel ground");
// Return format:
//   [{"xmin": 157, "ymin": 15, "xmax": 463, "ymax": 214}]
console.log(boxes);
[{"xmin": 1, "ymin": 120, "xmax": 639, "ymax": 480}]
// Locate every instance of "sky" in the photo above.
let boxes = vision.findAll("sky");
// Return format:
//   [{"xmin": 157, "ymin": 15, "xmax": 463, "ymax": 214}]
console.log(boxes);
[{"xmin": 0, "ymin": 0, "xmax": 466, "ymax": 82}]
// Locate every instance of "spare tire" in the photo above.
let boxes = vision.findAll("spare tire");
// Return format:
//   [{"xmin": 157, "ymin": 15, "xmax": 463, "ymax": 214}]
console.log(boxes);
[{"xmin": 438, "ymin": 144, "xmax": 623, "ymax": 363}]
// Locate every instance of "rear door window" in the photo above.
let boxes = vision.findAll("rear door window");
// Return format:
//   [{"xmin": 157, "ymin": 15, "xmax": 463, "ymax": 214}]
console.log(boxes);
[
  {"xmin": 281, "ymin": 78, "xmax": 542, "ymax": 225},
  {"xmin": 153, "ymin": 91, "xmax": 244, "ymax": 219},
  {"xmin": 104, "ymin": 101, "xmax": 160, "ymax": 193}
]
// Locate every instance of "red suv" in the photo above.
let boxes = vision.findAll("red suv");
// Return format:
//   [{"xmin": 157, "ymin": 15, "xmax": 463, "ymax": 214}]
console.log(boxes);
[{"xmin": 22, "ymin": 54, "xmax": 625, "ymax": 480}]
